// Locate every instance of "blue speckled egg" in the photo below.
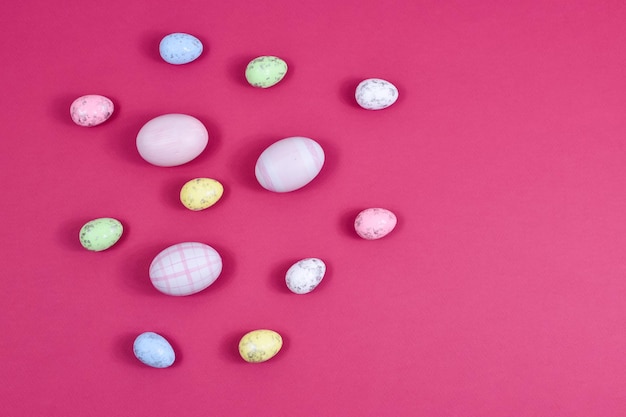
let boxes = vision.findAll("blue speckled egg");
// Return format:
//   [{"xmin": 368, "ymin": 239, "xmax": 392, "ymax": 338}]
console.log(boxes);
[
  {"xmin": 159, "ymin": 33, "xmax": 203, "ymax": 65},
  {"xmin": 133, "ymin": 332, "xmax": 175, "ymax": 368}
]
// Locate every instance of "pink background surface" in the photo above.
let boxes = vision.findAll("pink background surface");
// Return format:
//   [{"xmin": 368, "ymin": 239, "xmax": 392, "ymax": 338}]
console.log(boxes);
[{"xmin": 2, "ymin": 1, "xmax": 626, "ymax": 416}]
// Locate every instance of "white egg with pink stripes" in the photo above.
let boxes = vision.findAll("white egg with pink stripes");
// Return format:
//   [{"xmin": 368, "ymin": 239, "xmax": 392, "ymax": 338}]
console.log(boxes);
[
  {"xmin": 255, "ymin": 136, "xmax": 325, "ymax": 192},
  {"xmin": 149, "ymin": 242, "xmax": 223, "ymax": 296}
]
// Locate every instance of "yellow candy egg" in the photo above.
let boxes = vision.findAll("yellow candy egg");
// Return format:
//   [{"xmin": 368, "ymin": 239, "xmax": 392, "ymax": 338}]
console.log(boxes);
[
  {"xmin": 180, "ymin": 178, "xmax": 224, "ymax": 211},
  {"xmin": 238, "ymin": 329, "xmax": 283, "ymax": 363}
]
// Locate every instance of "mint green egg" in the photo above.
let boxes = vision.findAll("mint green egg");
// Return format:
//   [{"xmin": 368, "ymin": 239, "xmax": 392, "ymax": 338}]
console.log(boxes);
[
  {"xmin": 245, "ymin": 56, "xmax": 288, "ymax": 88},
  {"xmin": 79, "ymin": 218, "xmax": 123, "ymax": 251}
]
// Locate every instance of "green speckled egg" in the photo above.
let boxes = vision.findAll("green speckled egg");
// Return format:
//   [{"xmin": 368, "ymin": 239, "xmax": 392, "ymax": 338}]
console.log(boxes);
[
  {"xmin": 79, "ymin": 218, "xmax": 123, "ymax": 251},
  {"xmin": 245, "ymin": 56, "xmax": 288, "ymax": 88}
]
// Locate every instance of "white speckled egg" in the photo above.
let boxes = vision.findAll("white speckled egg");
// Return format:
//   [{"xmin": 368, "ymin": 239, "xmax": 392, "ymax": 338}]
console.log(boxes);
[
  {"xmin": 159, "ymin": 33, "xmax": 203, "ymax": 65},
  {"xmin": 286, "ymin": 258, "xmax": 326, "ymax": 294},
  {"xmin": 133, "ymin": 332, "xmax": 175, "ymax": 368},
  {"xmin": 285, "ymin": 258, "xmax": 326, "ymax": 294},
  {"xmin": 239, "ymin": 329, "xmax": 283, "ymax": 363},
  {"xmin": 136, "ymin": 114, "xmax": 208, "ymax": 167},
  {"xmin": 355, "ymin": 78, "xmax": 399, "ymax": 110},
  {"xmin": 70, "ymin": 95, "xmax": 114, "ymax": 127},
  {"xmin": 255, "ymin": 136, "xmax": 325, "ymax": 192},
  {"xmin": 354, "ymin": 208, "xmax": 398, "ymax": 240},
  {"xmin": 149, "ymin": 242, "xmax": 222, "ymax": 296}
]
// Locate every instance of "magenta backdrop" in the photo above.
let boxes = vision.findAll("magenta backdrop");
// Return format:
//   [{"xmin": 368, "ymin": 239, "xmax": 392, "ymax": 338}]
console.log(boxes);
[{"xmin": 3, "ymin": 1, "xmax": 626, "ymax": 416}]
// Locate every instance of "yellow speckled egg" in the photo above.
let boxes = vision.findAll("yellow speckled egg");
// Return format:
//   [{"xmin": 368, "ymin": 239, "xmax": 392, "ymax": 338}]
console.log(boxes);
[
  {"xmin": 180, "ymin": 178, "xmax": 224, "ymax": 211},
  {"xmin": 238, "ymin": 329, "xmax": 283, "ymax": 363}
]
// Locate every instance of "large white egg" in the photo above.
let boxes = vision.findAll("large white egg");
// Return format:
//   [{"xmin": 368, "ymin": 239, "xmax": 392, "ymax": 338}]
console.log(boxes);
[
  {"xmin": 149, "ymin": 242, "xmax": 222, "ymax": 296},
  {"xmin": 255, "ymin": 136, "xmax": 325, "ymax": 192},
  {"xmin": 136, "ymin": 114, "xmax": 208, "ymax": 167}
]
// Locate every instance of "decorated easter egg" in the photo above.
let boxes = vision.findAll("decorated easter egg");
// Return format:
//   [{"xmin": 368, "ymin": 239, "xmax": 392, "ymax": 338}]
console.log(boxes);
[
  {"xmin": 245, "ymin": 56, "xmax": 288, "ymax": 88},
  {"xmin": 285, "ymin": 258, "xmax": 326, "ymax": 294},
  {"xmin": 180, "ymin": 178, "xmax": 223, "ymax": 211},
  {"xmin": 355, "ymin": 78, "xmax": 399, "ymax": 110},
  {"xmin": 159, "ymin": 33, "xmax": 203, "ymax": 65},
  {"xmin": 149, "ymin": 242, "xmax": 222, "ymax": 296},
  {"xmin": 354, "ymin": 208, "xmax": 397, "ymax": 240},
  {"xmin": 255, "ymin": 136, "xmax": 325, "ymax": 192},
  {"xmin": 239, "ymin": 329, "xmax": 283, "ymax": 363},
  {"xmin": 133, "ymin": 332, "xmax": 175, "ymax": 368},
  {"xmin": 70, "ymin": 95, "xmax": 114, "ymax": 127},
  {"xmin": 79, "ymin": 218, "xmax": 123, "ymax": 251},
  {"xmin": 136, "ymin": 114, "xmax": 208, "ymax": 167}
]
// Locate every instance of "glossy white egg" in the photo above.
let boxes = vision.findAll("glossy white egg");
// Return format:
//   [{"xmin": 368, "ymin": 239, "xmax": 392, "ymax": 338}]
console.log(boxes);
[{"xmin": 255, "ymin": 136, "xmax": 325, "ymax": 192}]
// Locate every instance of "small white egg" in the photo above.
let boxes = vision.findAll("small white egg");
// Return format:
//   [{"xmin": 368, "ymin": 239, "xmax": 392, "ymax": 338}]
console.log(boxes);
[
  {"xmin": 355, "ymin": 78, "xmax": 399, "ymax": 110},
  {"xmin": 285, "ymin": 258, "xmax": 326, "ymax": 294}
]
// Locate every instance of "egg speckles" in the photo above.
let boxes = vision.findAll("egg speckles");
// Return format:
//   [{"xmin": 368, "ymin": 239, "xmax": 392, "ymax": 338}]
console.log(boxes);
[
  {"xmin": 180, "ymin": 178, "xmax": 224, "ymax": 210},
  {"xmin": 70, "ymin": 95, "xmax": 114, "ymax": 127},
  {"xmin": 354, "ymin": 208, "xmax": 398, "ymax": 240},
  {"xmin": 355, "ymin": 78, "xmax": 399, "ymax": 110},
  {"xmin": 245, "ymin": 56, "xmax": 288, "ymax": 88},
  {"xmin": 79, "ymin": 218, "xmax": 123, "ymax": 251},
  {"xmin": 286, "ymin": 258, "xmax": 326, "ymax": 294},
  {"xmin": 239, "ymin": 329, "xmax": 283, "ymax": 363},
  {"xmin": 159, "ymin": 33, "xmax": 203, "ymax": 65}
]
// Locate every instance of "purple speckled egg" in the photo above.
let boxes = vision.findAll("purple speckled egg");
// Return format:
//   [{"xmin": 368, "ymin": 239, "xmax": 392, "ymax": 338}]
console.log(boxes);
[
  {"xmin": 255, "ymin": 136, "xmax": 325, "ymax": 192},
  {"xmin": 354, "ymin": 208, "xmax": 397, "ymax": 240},
  {"xmin": 70, "ymin": 95, "xmax": 114, "ymax": 127},
  {"xmin": 136, "ymin": 114, "xmax": 208, "ymax": 167}
]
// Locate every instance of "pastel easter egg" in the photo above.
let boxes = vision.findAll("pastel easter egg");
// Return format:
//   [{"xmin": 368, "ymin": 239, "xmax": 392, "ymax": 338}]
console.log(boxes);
[
  {"xmin": 70, "ymin": 95, "xmax": 114, "ymax": 127},
  {"xmin": 285, "ymin": 258, "xmax": 326, "ymax": 294},
  {"xmin": 79, "ymin": 218, "xmax": 123, "ymax": 251},
  {"xmin": 180, "ymin": 178, "xmax": 224, "ymax": 211},
  {"xmin": 136, "ymin": 114, "xmax": 208, "ymax": 167},
  {"xmin": 133, "ymin": 332, "xmax": 175, "ymax": 368},
  {"xmin": 245, "ymin": 56, "xmax": 288, "ymax": 88},
  {"xmin": 149, "ymin": 242, "xmax": 222, "ymax": 296},
  {"xmin": 355, "ymin": 78, "xmax": 399, "ymax": 110},
  {"xmin": 238, "ymin": 329, "xmax": 283, "ymax": 363},
  {"xmin": 159, "ymin": 33, "xmax": 203, "ymax": 65},
  {"xmin": 255, "ymin": 136, "xmax": 325, "ymax": 192},
  {"xmin": 354, "ymin": 208, "xmax": 398, "ymax": 240}
]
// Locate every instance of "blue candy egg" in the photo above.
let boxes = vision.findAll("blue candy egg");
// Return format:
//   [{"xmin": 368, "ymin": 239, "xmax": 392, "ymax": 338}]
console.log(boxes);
[
  {"xmin": 159, "ymin": 33, "xmax": 203, "ymax": 65},
  {"xmin": 133, "ymin": 332, "xmax": 175, "ymax": 368}
]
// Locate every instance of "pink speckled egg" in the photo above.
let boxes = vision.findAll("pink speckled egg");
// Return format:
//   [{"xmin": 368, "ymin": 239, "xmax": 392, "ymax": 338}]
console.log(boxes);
[
  {"xmin": 70, "ymin": 94, "xmax": 114, "ymax": 127},
  {"xmin": 255, "ymin": 136, "xmax": 325, "ymax": 192},
  {"xmin": 354, "ymin": 208, "xmax": 397, "ymax": 240},
  {"xmin": 149, "ymin": 242, "xmax": 222, "ymax": 296},
  {"xmin": 136, "ymin": 114, "xmax": 208, "ymax": 167}
]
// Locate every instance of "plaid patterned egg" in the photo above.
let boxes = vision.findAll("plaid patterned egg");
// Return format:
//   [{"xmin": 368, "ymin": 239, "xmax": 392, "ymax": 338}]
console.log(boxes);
[{"xmin": 149, "ymin": 242, "xmax": 223, "ymax": 296}]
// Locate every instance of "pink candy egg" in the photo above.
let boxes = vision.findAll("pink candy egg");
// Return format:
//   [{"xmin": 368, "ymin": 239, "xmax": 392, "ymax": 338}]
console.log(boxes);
[
  {"xmin": 149, "ymin": 242, "xmax": 223, "ymax": 296},
  {"xmin": 136, "ymin": 114, "xmax": 208, "ymax": 167},
  {"xmin": 354, "ymin": 208, "xmax": 397, "ymax": 240},
  {"xmin": 255, "ymin": 136, "xmax": 325, "ymax": 192},
  {"xmin": 70, "ymin": 94, "xmax": 114, "ymax": 127}
]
